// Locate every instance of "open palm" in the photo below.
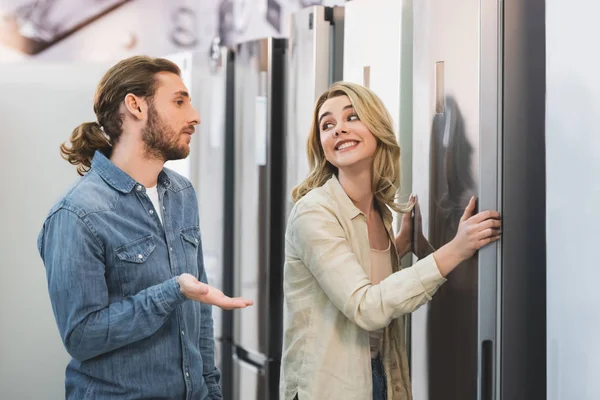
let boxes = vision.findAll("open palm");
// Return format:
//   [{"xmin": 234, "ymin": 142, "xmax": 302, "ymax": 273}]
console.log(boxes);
[{"xmin": 178, "ymin": 273, "xmax": 254, "ymax": 310}]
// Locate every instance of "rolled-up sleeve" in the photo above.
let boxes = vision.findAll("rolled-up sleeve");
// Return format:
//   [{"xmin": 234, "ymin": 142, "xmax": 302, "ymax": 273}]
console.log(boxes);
[{"xmin": 290, "ymin": 201, "xmax": 446, "ymax": 332}]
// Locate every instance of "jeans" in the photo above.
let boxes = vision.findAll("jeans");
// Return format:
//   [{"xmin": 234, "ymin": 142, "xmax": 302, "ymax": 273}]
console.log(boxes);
[{"xmin": 372, "ymin": 355, "xmax": 388, "ymax": 400}]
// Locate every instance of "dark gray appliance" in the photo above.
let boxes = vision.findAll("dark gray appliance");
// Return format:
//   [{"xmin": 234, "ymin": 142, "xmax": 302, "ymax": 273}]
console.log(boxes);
[
  {"xmin": 231, "ymin": 37, "xmax": 287, "ymax": 400},
  {"xmin": 412, "ymin": 0, "xmax": 546, "ymax": 399}
]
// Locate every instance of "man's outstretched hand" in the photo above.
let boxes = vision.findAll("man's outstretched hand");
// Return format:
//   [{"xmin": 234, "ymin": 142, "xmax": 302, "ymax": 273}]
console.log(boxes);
[{"xmin": 178, "ymin": 273, "xmax": 254, "ymax": 310}]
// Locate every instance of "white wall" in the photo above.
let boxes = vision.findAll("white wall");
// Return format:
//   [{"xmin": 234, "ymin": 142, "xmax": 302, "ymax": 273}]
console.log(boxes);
[
  {"xmin": 546, "ymin": 2, "xmax": 600, "ymax": 399},
  {"xmin": 0, "ymin": 63, "xmax": 109, "ymax": 399}
]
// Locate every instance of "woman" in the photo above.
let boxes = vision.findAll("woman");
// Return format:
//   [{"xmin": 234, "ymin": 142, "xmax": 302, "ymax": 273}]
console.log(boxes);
[{"xmin": 280, "ymin": 82, "xmax": 501, "ymax": 400}]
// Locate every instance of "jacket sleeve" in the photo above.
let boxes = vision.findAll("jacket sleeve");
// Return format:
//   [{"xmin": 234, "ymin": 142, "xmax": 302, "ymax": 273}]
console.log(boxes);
[
  {"xmin": 38, "ymin": 208, "xmax": 187, "ymax": 362},
  {"xmin": 290, "ymin": 201, "xmax": 447, "ymax": 332}
]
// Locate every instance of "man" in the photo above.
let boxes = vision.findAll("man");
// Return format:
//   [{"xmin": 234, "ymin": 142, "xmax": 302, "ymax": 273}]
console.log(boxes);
[{"xmin": 37, "ymin": 56, "xmax": 252, "ymax": 399}]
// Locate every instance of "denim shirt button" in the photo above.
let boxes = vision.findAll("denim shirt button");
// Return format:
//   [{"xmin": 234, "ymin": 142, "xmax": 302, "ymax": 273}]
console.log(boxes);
[
  {"xmin": 149, "ymin": 210, "xmax": 154, "ymax": 215},
  {"xmin": 185, "ymin": 372, "xmax": 190, "ymax": 377},
  {"xmin": 137, "ymin": 254, "xmax": 143, "ymax": 259},
  {"xmin": 181, "ymin": 330, "xmax": 185, "ymax": 336},
  {"xmin": 136, "ymin": 185, "xmax": 142, "ymax": 191}
]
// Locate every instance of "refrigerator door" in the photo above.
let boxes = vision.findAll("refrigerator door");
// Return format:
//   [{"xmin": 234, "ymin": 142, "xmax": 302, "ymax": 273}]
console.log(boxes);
[
  {"xmin": 412, "ymin": 0, "xmax": 501, "ymax": 399},
  {"xmin": 188, "ymin": 45, "xmax": 236, "ymax": 397},
  {"xmin": 190, "ymin": 47, "xmax": 230, "ymax": 371},
  {"xmin": 232, "ymin": 37, "xmax": 287, "ymax": 399},
  {"xmin": 285, "ymin": 5, "xmax": 344, "ymax": 212},
  {"xmin": 500, "ymin": 0, "xmax": 546, "ymax": 398},
  {"xmin": 232, "ymin": 353, "xmax": 268, "ymax": 400},
  {"xmin": 342, "ymin": 0, "xmax": 415, "ymax": 375},
  {"xmin": 343, "ymin": 0, "xmax": 414, "ymax": 225}
]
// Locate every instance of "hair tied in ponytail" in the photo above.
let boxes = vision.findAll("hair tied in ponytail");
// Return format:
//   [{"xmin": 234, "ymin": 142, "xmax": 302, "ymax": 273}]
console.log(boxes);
[{"xmin": 60, "ymin": 121, "xmax": 112, "ymax": 176}]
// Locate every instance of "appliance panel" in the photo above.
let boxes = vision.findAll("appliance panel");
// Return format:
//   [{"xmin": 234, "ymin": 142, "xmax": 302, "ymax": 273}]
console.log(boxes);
[
  {"xmin": 233, "ymin": 39, "xmax": 269, "ymax": 357},
  {"xmin": 343, "ymin": 0, "xmax": 413, "ymax": 230},
  {"xmin": 285, "ymin": 6, "xmax": 334, "ymax": 212},
  {"xmin": 412, "ymin": 0, "xmax": 482, "ymax": 399},
  {"xmin": 233, "ymin": 355, "xmax": 267, "ymax": 400}
]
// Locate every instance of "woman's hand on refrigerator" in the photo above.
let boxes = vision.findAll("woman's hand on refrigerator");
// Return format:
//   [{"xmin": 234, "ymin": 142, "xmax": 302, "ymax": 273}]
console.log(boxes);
[
  {"xmin": 395, "ymin": 194, "xmax": 432, "ymax": 259},
  {"xmin": 433, "ymin": 197, "xmax": 501, "ymax": 277}
]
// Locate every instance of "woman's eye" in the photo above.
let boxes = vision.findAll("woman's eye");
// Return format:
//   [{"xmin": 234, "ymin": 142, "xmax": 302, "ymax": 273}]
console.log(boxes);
[
  {"xmin": 348, "ymin": 114, "xmax": 359, "ymax": 121},
  {"xmin": 322, "ymin": 122, "xmax": 333, "ymax": 130}
]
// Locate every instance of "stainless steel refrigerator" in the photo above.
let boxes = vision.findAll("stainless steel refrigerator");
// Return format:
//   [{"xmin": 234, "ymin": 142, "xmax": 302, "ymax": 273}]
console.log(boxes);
[
  {"xmin": 187, "ymin": 43, "xmax": 236, "ymax": 398},
  {"xmin": 411, "ymin": 0, "xmax": 546, "ymax": 399},
  {"xmin": 231, "ymin": 37, "xmax": 287, "ymax": 400},
  {"xmin": 342, "ymin": 2, "xmax": 416, "ymax": 379},
  {"xmin": 285, "ymin": 5, "xmax": 345, "ymax": 211},
  {"xmin": 342, "ymin": 0, "xmax": 414, "ymax": 232}
]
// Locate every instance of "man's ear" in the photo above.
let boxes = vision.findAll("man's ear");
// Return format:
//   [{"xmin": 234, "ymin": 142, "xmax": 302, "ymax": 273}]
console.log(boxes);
[{"xmin": 124, "ymin": 93, "xmax": 145, "ymax": 119}]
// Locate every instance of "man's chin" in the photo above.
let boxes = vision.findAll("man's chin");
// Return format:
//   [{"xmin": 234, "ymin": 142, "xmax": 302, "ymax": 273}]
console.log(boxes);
[{"xmin": 166, "ymin": 147, "xmax": 190, "ymax": 161}]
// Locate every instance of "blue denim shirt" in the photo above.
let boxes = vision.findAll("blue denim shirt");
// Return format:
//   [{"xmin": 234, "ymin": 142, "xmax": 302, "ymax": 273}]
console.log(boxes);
[{"xmin": 37, "ymin": 151, "xmax": 221, "ymax": 399}]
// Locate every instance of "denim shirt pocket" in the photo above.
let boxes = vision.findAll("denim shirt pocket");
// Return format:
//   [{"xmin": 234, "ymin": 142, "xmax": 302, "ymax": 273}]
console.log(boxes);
[
  {"xmin": 115, "ymin": 235, "xmax": 156, "ymax": 296},
  {"xmin": 180, "ymin": 227, "xmax": 200, "ymax": 278}
]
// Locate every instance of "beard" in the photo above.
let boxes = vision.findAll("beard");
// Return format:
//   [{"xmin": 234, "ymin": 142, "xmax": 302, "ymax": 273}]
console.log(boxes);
[{"xmin": 142, "ymin": 103, "xmax": 190, "ymax": 161}]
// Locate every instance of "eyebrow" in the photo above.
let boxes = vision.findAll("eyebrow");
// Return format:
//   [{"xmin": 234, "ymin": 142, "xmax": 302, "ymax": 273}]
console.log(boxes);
[
  {"xmin": 318, "ymin": 104, "xmax": 354, "ymax": 123},
  {"xmin": 174, "ymin": 91, "xmax": 190, "ymax": 98}
]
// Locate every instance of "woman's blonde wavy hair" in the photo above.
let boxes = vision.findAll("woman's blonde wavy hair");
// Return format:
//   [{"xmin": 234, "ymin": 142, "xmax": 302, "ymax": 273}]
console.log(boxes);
[{"xmin": 291, "ymin": 81, "xmax": 411, "ymax": 213}]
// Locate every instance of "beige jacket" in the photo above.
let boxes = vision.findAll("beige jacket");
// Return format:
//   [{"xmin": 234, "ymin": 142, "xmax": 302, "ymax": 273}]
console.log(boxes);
[{"xmin": 280, "ymin": 176, "xmax": 446, "ymax": 400}]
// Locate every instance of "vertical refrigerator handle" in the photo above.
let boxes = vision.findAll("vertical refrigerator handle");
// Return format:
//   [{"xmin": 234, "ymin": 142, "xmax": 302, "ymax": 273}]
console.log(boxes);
[
  {"xmin": 481, "ymin": 339, "xmax": 494, "ymax": 400},
  {"xmin": 479, "ymin": 0, "xmax": 503, "ymax": 399},
  {"xmin": 478, "ymin": 228, "xmax": 499, "ymax": 400}
]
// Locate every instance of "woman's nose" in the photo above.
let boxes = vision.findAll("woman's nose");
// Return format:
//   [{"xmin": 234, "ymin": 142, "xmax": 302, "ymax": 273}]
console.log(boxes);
[{"xmin": 334, "ymin": 123, "xmax": 348, "ymax": 137}]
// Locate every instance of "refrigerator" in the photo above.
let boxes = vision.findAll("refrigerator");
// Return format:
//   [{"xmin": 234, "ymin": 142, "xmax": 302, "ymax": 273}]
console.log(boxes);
[
  {"xmin": 342, "ymin": 0, "xmax": 414, "ymax": 233},
  {"xmin": 231, "ymin": 37, "xmax": 287, "ymax": 400},
  {"xmin": 285, "ymin": 5, "xmax": 345, "ymax": 211},
  {"xmin": 185, "ymin": 44, "xmax": 236, "ymax": 397},
  {"xmin": 411, "ymin": 0, "xmax": 546, "ymax": 399},
  {"xmin": 341, "ymin": 0, "xmax": 415, "ymax": 371}
]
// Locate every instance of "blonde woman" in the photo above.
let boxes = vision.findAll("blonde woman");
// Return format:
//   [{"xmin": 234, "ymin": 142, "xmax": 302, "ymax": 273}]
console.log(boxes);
[{"xmin": 280, "ymin": 82, "xmax": 501, "ymax": 400}]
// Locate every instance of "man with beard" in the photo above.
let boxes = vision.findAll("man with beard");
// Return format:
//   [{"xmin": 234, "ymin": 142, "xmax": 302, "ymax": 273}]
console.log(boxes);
[{"xmin": 37, "ymin": 56, "xmax": 252, "ymax": 399}]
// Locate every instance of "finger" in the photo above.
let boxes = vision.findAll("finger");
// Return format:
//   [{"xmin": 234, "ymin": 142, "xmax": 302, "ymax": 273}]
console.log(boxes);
[
  {"xmin": 469, "ymin": 209, "xmax": 501, "ymax": 224},
  {"xmin": 221, "ymin": 298, "xmax": 253, "ymax": 310},
  {"xmin": 477, "ymin": 228, "xmax": 498, "ymax": 241},
  {"xmin": 477, "ymin": 218, "xmax": 502, "ymax": 231},
  {"xmin": 233, "ymin": 297, "xmax": 254, "ymax": 306},
  {"xmin": 478, "ymin": 234, "xmax": 501, "ymax": 248},
  {"xmin": 460, "ymin": 196, "xmax": 476, "ymax": 222}
]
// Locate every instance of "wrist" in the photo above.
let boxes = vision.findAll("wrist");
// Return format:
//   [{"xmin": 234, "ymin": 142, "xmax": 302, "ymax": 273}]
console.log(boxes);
[
  {"xmin": 176, "ymin": 275, "xmax": 186, "ymax": 296},
  {"xmin": 395, "ymin": 237, "xmax": 410, "ymax": 259},
  {"xmin": 432, "ymin": 240, "xmax": 465, "ymax": 277}
]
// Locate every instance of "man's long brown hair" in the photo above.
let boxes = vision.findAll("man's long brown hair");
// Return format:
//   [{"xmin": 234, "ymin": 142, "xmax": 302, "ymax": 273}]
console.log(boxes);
[{"xmin": 60, "ymin": 56, "xmax": 180, "ymax": 175}]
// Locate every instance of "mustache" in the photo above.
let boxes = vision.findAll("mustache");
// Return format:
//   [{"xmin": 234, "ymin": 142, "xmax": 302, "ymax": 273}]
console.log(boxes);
[{"xmin": 181, "ymin": 126, "xmax": 195, "ymax": 135}]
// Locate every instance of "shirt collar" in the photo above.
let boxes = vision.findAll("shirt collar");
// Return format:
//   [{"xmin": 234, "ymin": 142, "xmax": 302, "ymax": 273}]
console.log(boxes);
[
  {"xmin": 91, "ymin": 150, "xmax": 174, "ymax": 193},
  {"xmin": 324, "ymin": 175, "xmax": 395, "ymax": 232}
]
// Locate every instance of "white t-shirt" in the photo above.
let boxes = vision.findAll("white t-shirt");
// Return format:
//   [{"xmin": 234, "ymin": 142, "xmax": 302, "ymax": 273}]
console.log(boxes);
[{"xmin": 146, "ymin": 185, "xmax": 163, "ymax": 225}]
